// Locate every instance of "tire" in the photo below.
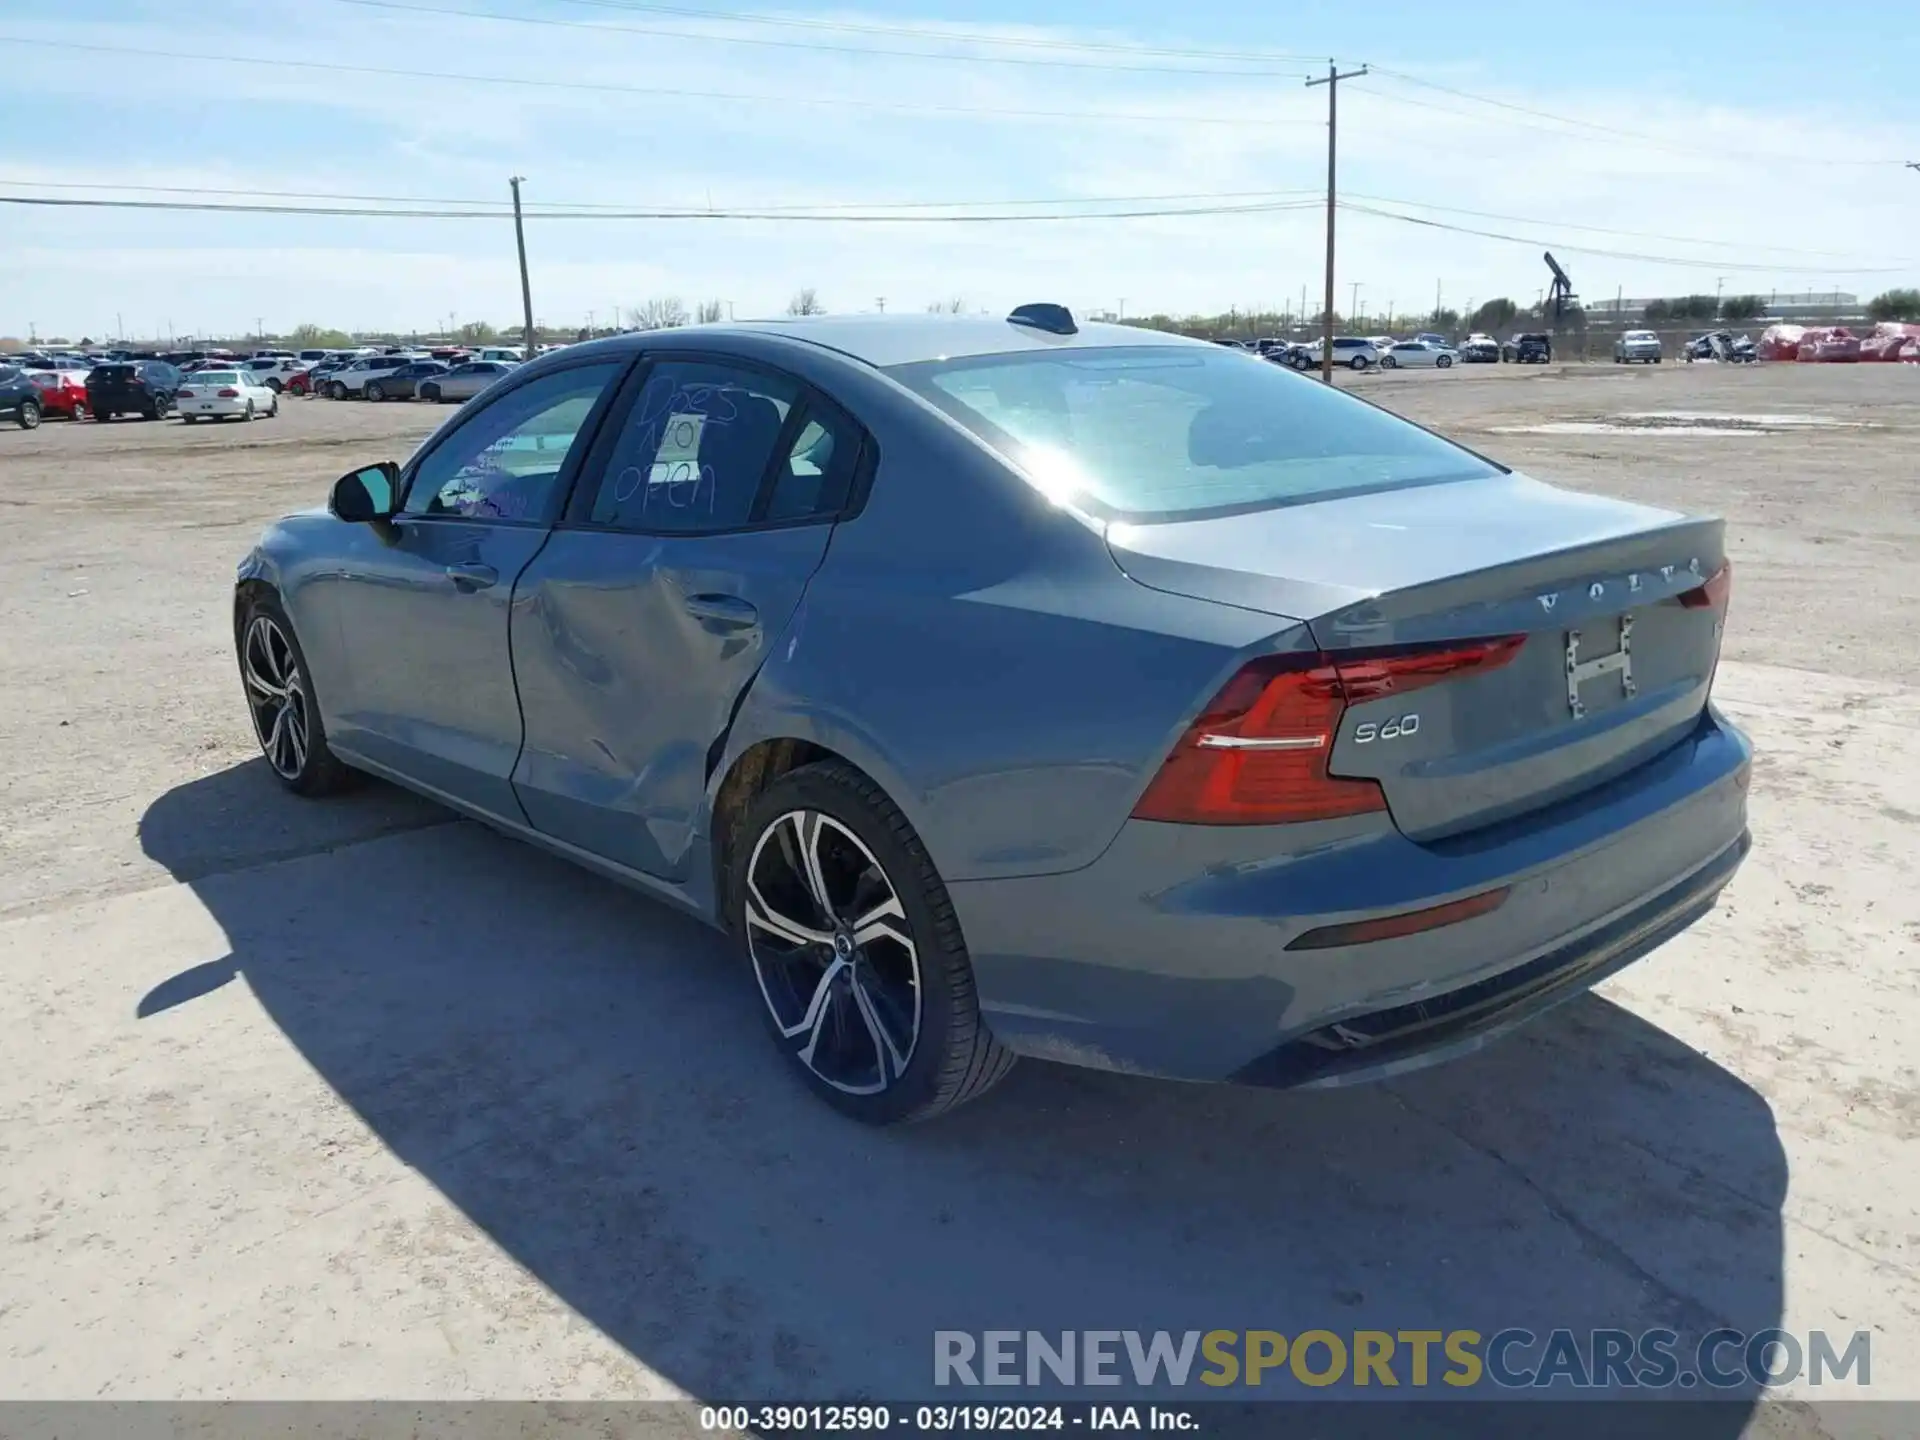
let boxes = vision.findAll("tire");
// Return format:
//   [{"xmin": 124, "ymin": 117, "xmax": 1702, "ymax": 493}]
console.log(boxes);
[
  {"xmin": 235, "ymin": 592, "xmax": 355, "ymax": 797},
  {"xmin": 1653, "ymin": 356, "xmax": 1662, "ymax": 364},
  {"xmin": 97, "ymin": 410, "xmax": 115, "ymax": 422},
  {"xmin": 730, "ymin": 760, "xmax": 1015, "ymax": 1125},
  {"xmin": 420, "ymin": 384, "xmax": 441, "ymax": 403},
  {"xmin": 1380, "ymin": 355, "xmax": 1396, "ymax": 369},
  {"xmin": 330, "ymin": 382, "xmax": 348, "ymax": 401},
  {"xmin": 242, "ymin": 401, "xmax": 256, "ymax": 423},
  {"xmin": 365, "ymin": 383, "xmax": 384, "ymax": 402},
  {"xmin": 266, "ymin": 377, "xmax": 283, "ymax": 393},
  {"xmin": 17, "ymin": 399, "xmax": 41, "ymax": 430},
  {"xmin": 1436, "ymin": 354, "xmax": 1452, "ymax": 368},
  {"xmin": 1349, "ymin": 354, "xmax": 1369, "ymax": 370},
  {"xmin": 267, "ymin": 397, "xmax": 279, "ymax": 418},
  {"xmin": 182, "ymin": 415, "xmax": 198, "ymax": 425}
]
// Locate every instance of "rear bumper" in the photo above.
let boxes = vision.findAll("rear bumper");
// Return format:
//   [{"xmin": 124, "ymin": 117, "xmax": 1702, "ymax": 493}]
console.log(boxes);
[{"xmin": 948, "ymin": 708, "xmax": 1751, "ymax": 1084}]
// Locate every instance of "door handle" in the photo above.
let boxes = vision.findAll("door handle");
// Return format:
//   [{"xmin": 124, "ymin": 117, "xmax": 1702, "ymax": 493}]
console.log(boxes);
[
  {"xmin": 683, "ymin": 593, "xmax": 759, "ymax": 629},
  {"xmin": 445, "ymin": 562, "xmax": 499, "ymax": 591}
]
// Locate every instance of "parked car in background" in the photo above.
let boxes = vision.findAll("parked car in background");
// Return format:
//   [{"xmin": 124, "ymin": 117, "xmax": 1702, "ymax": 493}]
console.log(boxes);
[
  {"xmin": 1273, "ymin": 342, "xmax": 1316, "ymax": 370},
  {"xmin": 473, "ymin": 346, "xmax": 525, "ymax": 364},
  {"xmin": 244, "ymin": 356, "xmax": 308, "ymax": 391},
  {"xmin": 1303, "ymin": 336, "xmax": 1381, "ymax": 370},
  {"xmin": 27, "ymin": 369, "xmax": 91, "ymax": 418},
  {"xmin": 325, "ymin": 354, "xmax": 413, "ymax": 399},
  {"xmin": 360, "ymin": 360, "xmax": 449, "ymax": 401},
  {"xmin": 1502, "ymin": 332, "xmax": 1553, "ymax": 363},
  {"xmin": 0, "ymin": 365, "xmax": 45, "ymax": 428},
  {"xmin": 1615, "ymin": 331, "xmax": 1663, "ymax": 364},
  {"xmin": 1460, "ymin": 333, "xmax": 1499, "ymax": 363},
  {"xmin": 86, "ymin": 359, "xmax": 181, "ymax": 420},
  {"xmin": 1412, "ymin": 332, "xmax": 1451, "ymax": 349},
  {"xmin": 1380, "ymin": 340, "xmax": 1456, "ymax": 369},
  {"xmin": 417, "ymin": 360, "xmax": 516, "ymax": 403},
  {"xmin": 296, "ymin": 348, "xmax": 332, "ymax": 366},
  {"xmin": 178, "ymin": 368, "xmax": 280, "ymax": 423},
  {"xmin": 232, "ymin": 310, "xmax": 1750, "ymax": 1123}
]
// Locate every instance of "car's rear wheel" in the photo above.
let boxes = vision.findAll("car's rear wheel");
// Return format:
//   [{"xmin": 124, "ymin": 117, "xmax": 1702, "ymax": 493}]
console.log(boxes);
[
  {"xmin": 17, "ymin": 399, "xmax": 41, "ymax": 430},
  {"xmin": 242, "ymin": 401, "xmax": 256, "ymax": 422},
  {"xmin": 182, "ymin": 415, "xmax": 198, "ymax": 425},
  {"xmin": 731, "ymin": 761, "xmax": 1015, "ymax": 1124},
  {"xmin": 329, "ymin": 382, "xmax": 348, "ymax": 401},
  {"xmin": 1349, "ymin": 354, "xmax": 1370, "ymax": 370},
  {"xmin": 266, "ymin": 377, "xmax": 283, "ymax": 393},
  {"xmin": 420, "ymin": 384, "xmax": 441, "ymax": 403},
  {"xmin": 237, "ymin": 595, "xmax": 354, "ymax": 797},
  {"xmin": 365, "ymin": 382, "xmax": 384, "ymax": 402}
]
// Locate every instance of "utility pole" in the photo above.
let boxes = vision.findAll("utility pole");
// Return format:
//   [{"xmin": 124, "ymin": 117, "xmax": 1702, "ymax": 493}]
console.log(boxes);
[
  {"xmin": 1118, "ymin": 298, "xmax": 1126, "ymax": 320},
  {"xmin": 876, "ymin": 297, "xmax": 886, "ymax": 313},
  {"xmin": 1434, "ymin": 278, "xmax": 1441, "ymax": 323},
  {"xmin": 1350, "ymin": 281, "xmax": 1363, "ymax": 325},
  {"xmin": 509, "ymin": 176, "xmax": 536, "ymax": 359},
  {"xmin": 1307, "ymin": 60, "xmax": 1367, "ymax": 382}
]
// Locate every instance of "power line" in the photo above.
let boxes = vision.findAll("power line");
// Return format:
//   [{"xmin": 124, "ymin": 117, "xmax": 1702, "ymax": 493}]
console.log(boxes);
[
  {"xmin": 1339, "ymin": 201, "xmax": 1915, "ymax": 274},
  {"xmin": 0, "ymin": 35, "xmax": 1317, "ymax": 129},
  {"xmin": 1341, "ymin": 191, "xmax": 1918, "ymax": 266},
  {"xmin": 331, "ymin": 0, "xmax": 1314, "ymax": 77},
  {"xmin": 0, "ymin": 177, "xmax": 1323, "ymax": 213},
  {"xmin": 548, "ymin": 0, "xmax": 1333, "ymax": 64},
  {"xmin": 0, "ymin": 192, "xmax": 1328, "ymax": 222},
  {"xmin": 1366, "ymin": 65, "xmax": 1909, "ymax": 168}
]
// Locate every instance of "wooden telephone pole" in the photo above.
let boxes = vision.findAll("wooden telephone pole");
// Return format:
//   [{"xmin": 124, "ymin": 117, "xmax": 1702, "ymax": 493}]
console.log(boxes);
[
  {"xmin": 1307, "ymin": 61, "xmax": 1368, "ymax": 383},
  {"xmin": 510, "ymin": 176, "xmax": 536, "ymax": 360}
]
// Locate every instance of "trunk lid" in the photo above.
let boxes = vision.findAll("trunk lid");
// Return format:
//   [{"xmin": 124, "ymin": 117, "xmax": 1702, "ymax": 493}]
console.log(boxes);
[{"xmin": 1106, "ymin": 472, "xmax": 1729, "ymax": 841}]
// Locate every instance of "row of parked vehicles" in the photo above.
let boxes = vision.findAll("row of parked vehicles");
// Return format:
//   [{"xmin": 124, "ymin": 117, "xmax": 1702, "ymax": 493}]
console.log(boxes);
[
  {"xmin": 1219, "ymin": 330, "xmax": 1558, "ymax": 371},
  {"xmin": 0, "ymin": 342, "xmax": 534, "ymax": 428}
]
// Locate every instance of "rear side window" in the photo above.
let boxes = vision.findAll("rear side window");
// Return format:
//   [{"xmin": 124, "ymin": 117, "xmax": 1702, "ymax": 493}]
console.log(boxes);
[
  {"xmin": 586, "ymin": 360, "xmax": 798, "ymax": 533},
  {"xmin": 890, "ymin": 345, "xmax": 1499, "ymax": 523}
]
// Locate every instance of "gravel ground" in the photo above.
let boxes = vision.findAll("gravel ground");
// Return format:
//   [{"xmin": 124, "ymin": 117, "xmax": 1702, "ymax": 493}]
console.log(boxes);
[{"xmin": 1, "ymin": 364, "xmax": 1916, "ymax": 1428}]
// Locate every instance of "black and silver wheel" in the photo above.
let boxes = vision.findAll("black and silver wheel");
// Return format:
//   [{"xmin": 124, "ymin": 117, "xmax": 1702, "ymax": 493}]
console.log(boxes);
[
  {"xmin": 16, "ymin": 399, "xmax": 40, "ymax": 430},
  {"xmin": 732, "ymin": 762, "xmax": 1013, "ymax": 1124},
  {"xmin": 330, "ymin": 382, "xmax": 348, "ymax": 401},
  {"xmin": 1436, "ymin": 353, "xmax": 1452, "ymax": 368},
  {"xmin": 1349, "ymin": 353, "xmax": 1370, "ymax": 370},
  {"xmin": 365, "ymin": 382, "xmax": 384, "ymax": 402},
  {"xmin": 1380, "ymin": 355, "xmax": 1396, "ymax": 369},
  {"xmin": 242, "ymin": 401, "xmax": 256, "ymax": 422},
  {"xmin": 237, "ymin": 595, "xmax": 353, "ymax": 796}
]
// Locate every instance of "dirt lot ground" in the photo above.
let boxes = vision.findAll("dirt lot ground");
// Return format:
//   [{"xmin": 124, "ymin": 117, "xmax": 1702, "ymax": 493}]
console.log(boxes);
[{"xmin": 2, "ymin": 363, "xmax": 1917, "ymax": 1428}]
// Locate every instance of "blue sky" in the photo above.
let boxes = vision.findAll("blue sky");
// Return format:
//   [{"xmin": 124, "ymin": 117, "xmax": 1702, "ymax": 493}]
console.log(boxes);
[{"xmin": 1, "ymin": 0, "xmax": 1915, "ymax": 342}]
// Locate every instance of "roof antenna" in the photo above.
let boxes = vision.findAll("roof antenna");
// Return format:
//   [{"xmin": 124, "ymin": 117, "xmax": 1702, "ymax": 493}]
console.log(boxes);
[{"xmin": 1007, "ymin": 303, "xmax": 1077, "ymax": 336}]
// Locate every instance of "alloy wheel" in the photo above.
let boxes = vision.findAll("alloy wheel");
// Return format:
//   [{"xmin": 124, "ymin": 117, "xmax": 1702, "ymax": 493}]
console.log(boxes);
[
  {"xmin": 744, "ymin": 810, "xmax": 922, "ymax": 1095},
  {"xmin": 241, "ymin": 614, "xmax": 311, "ymax": 780}
]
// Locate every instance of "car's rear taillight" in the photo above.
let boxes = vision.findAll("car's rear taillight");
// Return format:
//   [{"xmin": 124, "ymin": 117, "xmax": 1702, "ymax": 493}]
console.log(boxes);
[
  {"xmin": 217, "ymin": 387, "xmax": 240, "ymax": 398},
  {"xmin": 176, "ymin": 388, "xmax": 194, "ymax": 398},
  {"xmin": 1132, "ymin": 637, "xmax": 1525, "ymax": 826},
  {"xmin": 1679, "ymin": 560, "xmax": 1732, "ymax": 610}
]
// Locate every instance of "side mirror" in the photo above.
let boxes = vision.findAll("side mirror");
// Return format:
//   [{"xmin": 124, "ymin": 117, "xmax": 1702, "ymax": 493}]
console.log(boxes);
[{"xmin": 329, "ymin": 461, "xmax": 400, "ymax": 522}]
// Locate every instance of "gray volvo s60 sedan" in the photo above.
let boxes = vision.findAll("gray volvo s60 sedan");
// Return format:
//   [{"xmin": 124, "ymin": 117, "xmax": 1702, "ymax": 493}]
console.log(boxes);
[{"xmin": 233, "ymin": 305, "xmax": 1751, "ymax": 1124}]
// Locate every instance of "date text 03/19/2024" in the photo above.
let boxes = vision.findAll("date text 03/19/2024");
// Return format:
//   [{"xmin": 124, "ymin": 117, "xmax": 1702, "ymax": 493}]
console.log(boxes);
[{"xmin": 700, "ymin": 1405, "xmax": 1193, "ymax": 1432}]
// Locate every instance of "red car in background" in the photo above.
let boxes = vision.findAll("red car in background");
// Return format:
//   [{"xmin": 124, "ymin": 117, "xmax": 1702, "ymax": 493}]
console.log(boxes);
[
  {"xmin": 283, "ymin": 368, "xmax": 315, "ymax": 396},
  {"xmin": 28, "ymin": 370, "xmax": 90, "ymax": 419}
]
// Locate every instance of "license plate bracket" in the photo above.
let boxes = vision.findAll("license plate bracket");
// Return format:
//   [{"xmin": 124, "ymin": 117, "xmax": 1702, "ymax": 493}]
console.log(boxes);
[{"xmin": 1566, "ymin": 614, "xmax": 1635, "ymax": 719}]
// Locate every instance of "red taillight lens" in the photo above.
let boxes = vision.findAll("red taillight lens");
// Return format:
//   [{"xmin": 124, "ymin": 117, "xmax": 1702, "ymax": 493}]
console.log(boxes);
[
  {"xmin": 1132, "ymin": 637, "xmax": 1525, "ymax": 826},
  {"xmin": 1679, "ymin": 560, "xmax": 1732, "ymax": 610},
  {"xmin": 216, "ymin": 387, "xmax": 240, "ymax": 398},
  {"xmin": 175, "ymin": 388, "xmax": 194, "ymax": 398}
]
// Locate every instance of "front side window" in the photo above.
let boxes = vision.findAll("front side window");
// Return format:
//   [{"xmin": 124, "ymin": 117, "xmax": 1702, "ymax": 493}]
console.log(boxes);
[
  {"xmin": 889, "ymin": 345, "xmax": 1499, "ymax": 523},
  {"xmin": 404, "ymin": 362, "xmax": 620, "ymax": 522},
  {"xmin": 586, "ymin": 360, "xmax": 799, "ymax": 532}
]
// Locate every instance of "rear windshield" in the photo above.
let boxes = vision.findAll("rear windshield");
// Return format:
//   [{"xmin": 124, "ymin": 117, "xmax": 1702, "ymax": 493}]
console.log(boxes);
[
  {"xmin": 90, "ymin": 365, "xmax": 134, "ymax": 380},
  {"xmin": 889, "ymin": 345, "xmax": 1500, "ymax": 523},
  {"xmin": 190, "ymin": 372, "xmax": 240, "ymax": 385}
]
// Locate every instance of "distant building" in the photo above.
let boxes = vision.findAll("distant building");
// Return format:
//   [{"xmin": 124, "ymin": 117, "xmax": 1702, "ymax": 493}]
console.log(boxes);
[{"xmin": 1585, "ymin": 291, "xmax": 1861, "ymax": 321}]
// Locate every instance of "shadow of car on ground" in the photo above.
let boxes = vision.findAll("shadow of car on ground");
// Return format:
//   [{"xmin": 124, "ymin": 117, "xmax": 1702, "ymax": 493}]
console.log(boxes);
[{"xmin": 136, "ymin": 759, "xmax": 1785, "ymax": 1429}]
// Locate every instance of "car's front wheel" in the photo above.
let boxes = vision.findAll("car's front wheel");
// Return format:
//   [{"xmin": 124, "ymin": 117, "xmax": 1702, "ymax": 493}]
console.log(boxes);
[
  {"xmin": 730, "ymin": 761, "xmax": 1014, "ymax": 1124},
  {"xmin": 420, "ymin": 384, "xmax": 442, "ymax": 403},
  {"xmin": 236, "ymin": 594, "xmax": 354, "ymax": 796},
  {"xmin": 1436, "ymin": 354, "xmax": 1452, "ymax": 368},
  {"xmin": 1380, "ymin": 355, "xmax": 1396, "ymax": 369}
]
